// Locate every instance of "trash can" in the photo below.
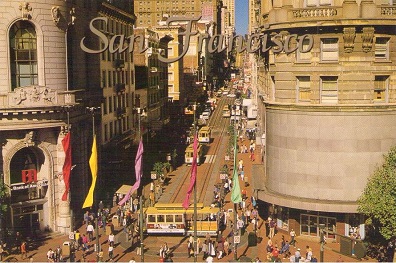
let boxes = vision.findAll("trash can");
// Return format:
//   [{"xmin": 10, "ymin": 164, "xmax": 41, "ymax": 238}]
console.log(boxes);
[
  {"xmin": 112, "ymin": 215, "xmax": 119, "ymax": 226},
  {"xmin": 106, "ymin": 223, "xmax": 114, "ymax": 235},
  {"xmin": 340, "ymin": 236, "xmax": 353, "ymax": 256},
  {"xmin": 248, "ymin": 232, "xmax": 257, "ymax": 247},
  {"xmin": 62, "ymin": 241, "xmax": 70, "ymax": 258}
]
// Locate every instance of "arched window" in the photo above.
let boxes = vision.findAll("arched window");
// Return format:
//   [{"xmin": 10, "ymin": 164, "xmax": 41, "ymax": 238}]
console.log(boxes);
[{"xmin": 9, "ymin": 21, "xmax": 38, "ymax": 90}]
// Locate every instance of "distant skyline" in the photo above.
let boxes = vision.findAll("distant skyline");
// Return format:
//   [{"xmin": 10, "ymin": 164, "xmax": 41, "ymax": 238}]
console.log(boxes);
[{"xmin": 235, "ymin": 0, "xmax": 248, "ymax": 35}]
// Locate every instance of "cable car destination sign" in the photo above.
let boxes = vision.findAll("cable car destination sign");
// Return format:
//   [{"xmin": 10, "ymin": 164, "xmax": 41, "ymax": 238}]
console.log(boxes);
[{"xmin": 81, "ymin": 16, "xmax": 314, "ymax": 63}]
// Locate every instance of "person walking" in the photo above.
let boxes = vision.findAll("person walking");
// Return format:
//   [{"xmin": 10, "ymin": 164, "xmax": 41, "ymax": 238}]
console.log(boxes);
[
  {"xmin": 108, "ymin": 244, "xmax": 114, "ymax": 261},
  {"xmin": 86, "ymin": 221, "xmax": 94, "ymax": 242},
  {"xmin": 20, "ymin": 241, "xmax": 27, "ymax": 260},
  {"xmin": 290, "ymin": 229, "xmax": 296, "ymax": 247}
]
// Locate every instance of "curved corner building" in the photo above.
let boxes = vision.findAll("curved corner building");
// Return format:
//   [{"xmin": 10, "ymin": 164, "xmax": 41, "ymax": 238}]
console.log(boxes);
[{"xmin": 255, "ymin": 0, "xmax": 396, "ymax": 239}]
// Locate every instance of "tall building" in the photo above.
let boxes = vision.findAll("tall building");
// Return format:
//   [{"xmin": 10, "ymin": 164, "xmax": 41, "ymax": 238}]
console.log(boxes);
[
  {"xmin": 222, "ymin": 0, "xmax": 235, "ymax": 35},
  {"xmin": 134, "ymin": 0, "xmax": 220, "ymax": 28},
  {"xmin": 96, "ymin": 1, "xmax": 137, "ymax": 163},
  {"xmin": 248, "ymin": 0, "xmax": 260, "ymax": 34},
  {"xmin": 253, "ymin": 0, "xmax": 396, "ymax": 240},
  {"xmin": 0, "ymin": 1, "xmax": 100, "ymax": 237},
  {"xmin": 133, "ymin": 27, "xmax": 172, "ymax": 133},
  {"xmin": 134, "ymin": 0, "xmax": 224, "ymax": 104}
]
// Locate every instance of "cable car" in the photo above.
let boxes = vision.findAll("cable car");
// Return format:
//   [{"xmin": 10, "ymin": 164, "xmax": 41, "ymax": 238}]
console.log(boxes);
[
  {"xmin": 143, "ymin": 203, "xmax": 219, "ymax": 236},
  {"xmin": 198, "ymin": 126, "xmax": 211, "ymax": 144},
  {"xmin": 184, "ymin": 143, "xmax": 204, "ymax": 165},
  {"xmin": 222, "ymin": 105, "xmax": 231, "ymax": 118}
]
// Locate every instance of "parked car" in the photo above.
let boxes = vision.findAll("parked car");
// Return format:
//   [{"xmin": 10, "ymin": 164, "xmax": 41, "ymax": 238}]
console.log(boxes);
[{"xmin": 201, "ymin": 111, "xmax": 211, "ymax": 120}]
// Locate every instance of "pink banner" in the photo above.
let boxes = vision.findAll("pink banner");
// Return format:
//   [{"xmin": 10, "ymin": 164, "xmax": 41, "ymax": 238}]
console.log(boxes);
[
  {"xmin": 61, "ymin": 132, "xmax": 72, "ymax": 201},
  {"xmin": 182, "ymin": 134, "xmax": 198, "ymax": 209},
  {"xmin": 118, "ymin": 139, "xmax": 144, "ymax": 206}
]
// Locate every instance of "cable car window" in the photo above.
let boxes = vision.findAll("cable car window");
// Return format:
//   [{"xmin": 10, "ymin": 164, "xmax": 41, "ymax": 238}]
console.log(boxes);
[
  {"xmin": 175, "ymin": 215, "xmax": 183, "ymax": 222},
  {"xmin": 148, "ymin": 215, "xmax": 156, "ymax": 223},
  {"xmin": 157, "ymin": 215, "xmax": 165, "ymax": 222},
  {"xmin": 166, "ymin": 215, "xmax": 173, "ymax": 222}
]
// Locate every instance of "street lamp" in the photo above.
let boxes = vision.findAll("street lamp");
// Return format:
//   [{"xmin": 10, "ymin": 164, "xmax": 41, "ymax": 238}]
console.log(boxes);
[
  {"xmin": 86, "ymin": 106, "xmax": 101, "ymax": 260},
  {"xmin": 319, "ymin": 223, "xmax": 325, "ymax": 262},
  {"xmin": 135, "ymin": 107, "xmax": 146, "ymax": 262}
]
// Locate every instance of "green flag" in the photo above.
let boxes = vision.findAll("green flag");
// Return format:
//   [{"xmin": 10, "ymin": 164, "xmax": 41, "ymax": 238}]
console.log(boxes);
[{"xmin": 231, "ymin": 129, "xmax": 242, "ymax": 204}]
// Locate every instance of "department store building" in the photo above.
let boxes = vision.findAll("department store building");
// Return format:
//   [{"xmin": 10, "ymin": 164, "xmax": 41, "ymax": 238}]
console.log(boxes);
[{"xmin": 253, "ymin": 0, "xmax": 396, "ymax": 240}]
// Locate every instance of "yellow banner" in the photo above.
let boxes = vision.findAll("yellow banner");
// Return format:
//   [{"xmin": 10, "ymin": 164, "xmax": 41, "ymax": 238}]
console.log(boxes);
[{"xmin": 82, "ymin": 135, "xmax": 98, "ymax": 209}]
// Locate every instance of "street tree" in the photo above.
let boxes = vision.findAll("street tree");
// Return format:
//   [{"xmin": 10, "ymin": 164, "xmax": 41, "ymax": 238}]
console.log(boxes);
[
  {"xmin": 358, "ymin": 146, "xmax": 396, "ymax": 240},
  {"xmin": 0, "ymin": 180, "xmax": 7, "ymax": 215}
]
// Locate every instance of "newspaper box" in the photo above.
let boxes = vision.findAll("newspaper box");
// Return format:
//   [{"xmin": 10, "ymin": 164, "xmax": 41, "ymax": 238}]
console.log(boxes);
[
  {"xmin": 62, "ymin": 241, "xmax": 70, "ymax": 257},
  {"xmin": 112, "ymin": 215, "xmax": 119, "ymax": 226},
  {"xmin": 106, "ymin": 223, "xmax": 114, "ymax": 235}
]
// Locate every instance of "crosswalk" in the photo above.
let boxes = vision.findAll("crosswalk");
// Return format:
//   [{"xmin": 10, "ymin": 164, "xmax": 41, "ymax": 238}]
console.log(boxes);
[{"xmin": 204, "ymin": 154, "xmax": 216, "ymax": 163}]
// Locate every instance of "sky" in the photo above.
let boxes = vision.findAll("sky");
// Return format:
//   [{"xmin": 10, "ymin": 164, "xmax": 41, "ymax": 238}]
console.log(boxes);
[{"xmin": 235, "ymin": 0, "xmax": 248, "ymax": 35}]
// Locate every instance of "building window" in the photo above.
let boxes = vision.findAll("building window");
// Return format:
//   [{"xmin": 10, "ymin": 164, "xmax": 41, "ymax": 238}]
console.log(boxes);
[
  {"xmin": 101, "ymin": 70, "xmax": 106, "ymax": 88},
  {"xmin": 110, "ymin": 121, "xmax": 114, "ymax": 138},
  {"xmin": 375, "ymin": 37, "xmax": 390, "ymax": 61},
  {"xmin": 168, "ymin": 72, "xmax": 174, "ymax": 81},
  {"xmin": 296, "ymin": 38, "xmax": 312, "ymax": 62},
  {"xmin": 296, "ymin": 76, "xmax": 311, "ymax": 102},
  {"xmin": 9, "ymin": 21, "xmax": 38, "ymax": 90},
  {"xmin": 104, "ymin": 124, "xmax": 108, "ymax": 141},
  {"xmin": 374, "ymin": 75, "xmax": 389, "ymax": 102},
  {"xmin": 321, "ymin": 38, "xmax": 338, "ymax": 62},
  {"xmin": 109, "ymin": 97, "xmax": 113, "ymax": 113},
  {"xmin": 168, "ymin": 84, "xmax": 174, "ymax": 93},
  {"xmin": 320, "ymin": 76, "xmax": 338, "ymax": 104},
  {"xmin": 103, "ymin": 96, "xmax": 108, "ymax": 114}
]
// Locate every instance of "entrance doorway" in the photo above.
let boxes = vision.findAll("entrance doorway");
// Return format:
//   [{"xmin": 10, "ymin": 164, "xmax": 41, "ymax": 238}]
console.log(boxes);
[{"xmin": 13, "ymin": 210, "xmax": 41, "ymax": 238}]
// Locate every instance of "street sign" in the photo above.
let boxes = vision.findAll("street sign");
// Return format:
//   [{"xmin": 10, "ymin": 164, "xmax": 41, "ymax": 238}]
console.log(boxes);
[{"xmin": 234, "ymin": 235, "xmax": 241, "ymax": 244}]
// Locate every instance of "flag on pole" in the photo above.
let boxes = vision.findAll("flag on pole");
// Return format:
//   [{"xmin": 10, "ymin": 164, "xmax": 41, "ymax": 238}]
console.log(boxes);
[
  {"xmin": 231, "ymin": 130, "xmax": 242, "ymax": 204},
  {"xmin": 83, "ymin": 135, "xmax": 98, "ymax": 208},
  {"xmin": 118, "ymin": 139, "xmax": 144, "ymax": 206},
  {"xmin": 182, "ymin": 134, "xmax": 198, "ymax": 209},
  {"xmin": 61, "ymin": 131, "xmax": 72, "ymax": 201}
]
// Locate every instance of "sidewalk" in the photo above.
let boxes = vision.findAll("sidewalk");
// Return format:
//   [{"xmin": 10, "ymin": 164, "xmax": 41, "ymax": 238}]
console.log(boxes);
[{"xmin": 5, "ymin": 131, "xmax": 371, "ymax": 262}]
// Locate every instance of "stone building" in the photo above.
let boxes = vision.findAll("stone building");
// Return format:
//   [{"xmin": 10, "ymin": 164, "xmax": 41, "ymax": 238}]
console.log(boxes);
[
  {"xmin": 0, "ymin": 0, "xmax": 135, "ymax": 239},
  {"xmin": 253, "ymin": 0, "xmax": 396, "ymax": 240}
]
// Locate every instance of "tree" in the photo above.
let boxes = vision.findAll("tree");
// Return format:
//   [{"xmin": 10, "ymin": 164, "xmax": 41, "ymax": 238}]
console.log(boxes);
[
  {"xmin": 0, "ymin": 180, "xmax": 8, "ymax": 215},
  {"xmin": 358, "ymin": 146, "xmax": 396, "ymax": 240}
]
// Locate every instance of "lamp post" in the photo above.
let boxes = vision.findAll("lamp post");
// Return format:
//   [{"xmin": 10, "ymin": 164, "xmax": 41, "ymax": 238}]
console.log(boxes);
[
  {"xmin": 135, "ymin": 107, "xmax": 145, "ymax": 262},
  {"xmin": 192, "ymin": 103, "xmax": 198, "ymax": 263},
  {"xmin": 232, "ymin": 108, "xmax": 239, "ymax": 261},
  {"xmin": 86, "ymin": 106, "xmax": 100, "ymax": 260},
  {"xmin": 319, "ymin": 223, "xmax": 325, "ymax": 262}
]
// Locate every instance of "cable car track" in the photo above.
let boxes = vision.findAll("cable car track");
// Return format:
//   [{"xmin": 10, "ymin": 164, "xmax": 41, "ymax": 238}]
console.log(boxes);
[{"xmin": 168, "ymin": 98, "xmax": 232, "ymax": 204}]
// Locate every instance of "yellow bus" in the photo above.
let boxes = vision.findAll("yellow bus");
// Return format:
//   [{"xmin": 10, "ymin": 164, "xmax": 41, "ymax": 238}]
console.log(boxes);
[
  {"xmin": 222, "ymin": 105, "xmax": 231, "ymax": 117},
  {"xmin": 143, "ymin": 203, "xmax": 219, "ymax": 236},
  {"xmin": 198, "ymin": 126, "xmax": 211, "ymax": 144},
  {"xmin": 184, "ymin": 143, "xmax": 203, "ymax": 165}
]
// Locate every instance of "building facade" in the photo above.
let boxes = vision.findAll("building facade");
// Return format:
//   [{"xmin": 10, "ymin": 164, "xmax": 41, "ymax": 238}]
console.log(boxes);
[
  {"xmin": 254, "ymin": 0, "xmax": 396, "ymax": 240},
  {"xmin": 0, "ymin": 1, "xmax": 100, "ymax": 238},
  {"xmin": 0, "ymin": 0, "xmax": 136, "ymax": 240}
]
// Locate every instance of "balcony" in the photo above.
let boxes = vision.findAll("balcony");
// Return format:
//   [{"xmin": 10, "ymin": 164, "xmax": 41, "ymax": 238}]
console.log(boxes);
[
  {"xmin": 113, "ymin": 59, "xmax": 125, "ymax": 69},
  {"xmin": 115, "ymin": 83, "xmax": 126, "ymax": 93},
  {"xmin": 116, "ymin": 107, "xmax": 126, "ymax": 119},
  {"xmin": 291, "ymin": 6, "xmax": 340, "ymax": 19}
]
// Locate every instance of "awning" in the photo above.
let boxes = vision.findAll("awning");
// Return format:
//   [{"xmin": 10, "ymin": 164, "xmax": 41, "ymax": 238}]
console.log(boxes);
[{"xmin": 115, "ymin": 184, "xmax": 134, "ymax": 195}]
